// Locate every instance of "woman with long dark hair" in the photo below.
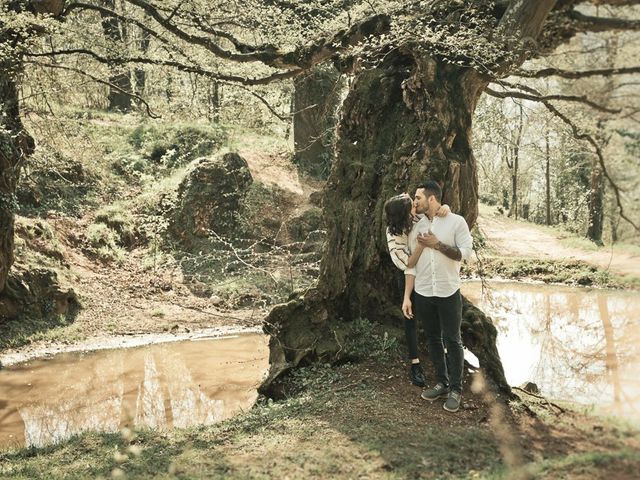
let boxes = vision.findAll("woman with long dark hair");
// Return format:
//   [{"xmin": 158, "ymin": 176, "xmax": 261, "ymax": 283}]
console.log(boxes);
[{"xmin": 384, "ymin": 193, "xmax": 449, "ymax": 387}]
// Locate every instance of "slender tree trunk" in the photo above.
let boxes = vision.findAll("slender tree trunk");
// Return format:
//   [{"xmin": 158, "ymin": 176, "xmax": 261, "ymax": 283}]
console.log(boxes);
[
  {"xmin": 545, "ymin": 127, "xmax": 552, "ymax": 225},
  {"xmin": 509, "ymin": 165, "xmax": 518, "ymax": 219},
  {"xmin": 133, "ymin": 17, "xmax": 150, "ymax": 100},
  {"xmin": 586, "ymin": 161, "xmax": 605, "ymax": 245},
  {"xmin": 100, "ymin": 0, "xmax": 132, "ymax": 112},
  {"xmin": 208, "ymin": 80, "xmax": 220, "ymax": 123},
  {"xmin": 587, "ymin": 37, "xmax": 617, "ymax": 246},
  {"xmin": 507, "ymin": 103, "xmax": 523, "ymax": 220},
  {"xmin": 262, "ymin": 50, "xmax": 512, "ymax": 395}
]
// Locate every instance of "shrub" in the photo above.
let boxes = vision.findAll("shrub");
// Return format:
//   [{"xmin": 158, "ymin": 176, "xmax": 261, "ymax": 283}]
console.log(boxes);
[
  {"xmin": 94, "ymin": 205, "xmax": 136, "ymax": 246},
  {"xmin": 128, "ymin": 123, "xmax": 226, "ymax": 169}
]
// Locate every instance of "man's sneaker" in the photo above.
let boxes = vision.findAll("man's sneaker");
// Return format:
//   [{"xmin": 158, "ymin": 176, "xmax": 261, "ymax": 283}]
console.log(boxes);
[
  {"xmin": 410, "ymin": 364, "xmax": 426, "ymax": 387},
  {"xmin": 420, "ymin": 383, "xmax": 449, "ymax": 402},
  {"xmin": 443, "ymin": 391, "xmax": 462, "ymax": 413}
]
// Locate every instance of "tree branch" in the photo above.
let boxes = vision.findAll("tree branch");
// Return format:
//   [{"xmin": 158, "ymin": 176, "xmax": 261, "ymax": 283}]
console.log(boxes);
[
  {"xmin": 25, "ymin": 49, "xmax": 302, "ymax": 85},
  {"xmin": 486, "ymin": 84, "xmax": 621, "ymax": 114},
  {"xmin": 569, "ymin": 10, "xmax": 640, "ymax": 32},
  {"xmin": 122, "ymin": 0, "xmax": 390, "ymax": 70},
  {"xmin": 25, "ymin": 61, "xmax": 160, "ymax": 118},
  {"xmin": 513, "ymin": 65, "xmax": 640, "ymax": 79},
  {"xmin": 63, "ymin": 2, "xmax": 175, "ymax": 49}
]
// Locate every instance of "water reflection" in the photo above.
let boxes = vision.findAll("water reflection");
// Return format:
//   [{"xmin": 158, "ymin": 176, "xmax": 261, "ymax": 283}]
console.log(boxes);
[
  {"xmin": 462, "ymin": 281, "xmax": 640, "ymax": 420},
  {"xmin": 0, "ymin": 334, "xmax": 269, "ymax": 449}
]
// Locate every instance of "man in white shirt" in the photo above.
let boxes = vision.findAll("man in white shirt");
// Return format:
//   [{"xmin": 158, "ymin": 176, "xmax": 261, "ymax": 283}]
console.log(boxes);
[{"xmin": 402, "ymin": 181, "xmax": 473, "ymax": 413}]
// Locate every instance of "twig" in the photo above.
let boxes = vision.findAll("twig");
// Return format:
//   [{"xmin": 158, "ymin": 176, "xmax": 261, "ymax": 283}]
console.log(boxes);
[{"xmin": 512, "ymin": 386, "xmax": 566, "ymax": 413}]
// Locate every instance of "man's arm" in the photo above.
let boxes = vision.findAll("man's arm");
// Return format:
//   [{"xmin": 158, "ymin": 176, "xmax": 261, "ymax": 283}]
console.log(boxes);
[
  {"xmin": 454, "ymin": 216, "xmax": 473, "ymax": 261},
  {"xmin": 434, "ymin": 241, "xmax": 462, "ymax": 261},
  {"xmin": 416, "ymin": 217, "xmax": 473, "ymax": 261},
  {"xmin": 417, "ymin": 232, "xmax": 462, "ymax": 261}
]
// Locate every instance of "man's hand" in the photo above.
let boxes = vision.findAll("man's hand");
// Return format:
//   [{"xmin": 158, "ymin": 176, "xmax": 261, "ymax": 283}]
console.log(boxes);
[
  {"xmin": 417, "ymin": 231, "xmax": 440, "ymax": 249},
  {"xmin": 402, "ymin": 297, "xmax": 413, "ymax": 319}
]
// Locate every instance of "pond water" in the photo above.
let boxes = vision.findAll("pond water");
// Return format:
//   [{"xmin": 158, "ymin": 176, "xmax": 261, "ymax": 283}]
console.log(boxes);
[
  {"xmin": 0, "ymin": 333, "xmax": 268, "ymax": 450},
  {"xmin": 462, "ymin": 281, "xmax": 640, "ymax": 420},
  {"xmin": 1, "ymin": 282, "xmax": 638, "ymax": 449}
]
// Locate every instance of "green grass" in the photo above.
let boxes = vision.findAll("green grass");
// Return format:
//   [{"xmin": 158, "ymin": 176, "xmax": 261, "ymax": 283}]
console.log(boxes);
[
  {"xmin": 0, "ymin": 312, "xmax": 83, "ymax": 351},
  {"xmin": 467, "ymin": 256, "xmax": 640, "ymax": 289},
  {"xmin": 223, "ymin": 125, "xmax": 292, "ymax": 153}
]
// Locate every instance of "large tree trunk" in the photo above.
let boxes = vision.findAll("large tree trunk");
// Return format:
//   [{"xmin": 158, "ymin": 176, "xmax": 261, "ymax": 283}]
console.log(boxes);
[
  {"xmin": 262, "ymin": 49, "xmax": 511, "ymax": 395},
  {"xmin": 292, "ymin": 65, "xmax": 343, "ymax": 179},
  {"xmin": 0, "ymin": 68, "xmax": 34, "ymax": 294}
]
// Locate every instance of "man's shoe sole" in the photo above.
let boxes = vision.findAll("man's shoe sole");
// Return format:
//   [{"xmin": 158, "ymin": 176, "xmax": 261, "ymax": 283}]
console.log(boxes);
[
  {"xmin": 443, "ymin": 402, "xmax": 460, "ymax": 413},
  {"xmin": 420, "ymin": 392, "xmax": 448, "ymax": 402}
]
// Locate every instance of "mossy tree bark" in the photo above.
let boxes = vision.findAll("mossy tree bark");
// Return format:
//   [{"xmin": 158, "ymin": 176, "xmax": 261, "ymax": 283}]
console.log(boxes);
[
  {"xmin": 0, "ymin": 78, "xmax": 33, "ymax": 295},
  {"xmin": 1, "ymin": 0, "xmax": 63, "ymax": 296},
  {"xmin": 292, "ymin": 65, "xmax": 343, "ymax": 179},
  {"xmin": 0, "ymin": 35, "xmax": 35, "ymax": 294},
  {"xmin": 262, "ymin": 48, "xmax": 513, "ymax": 395}
]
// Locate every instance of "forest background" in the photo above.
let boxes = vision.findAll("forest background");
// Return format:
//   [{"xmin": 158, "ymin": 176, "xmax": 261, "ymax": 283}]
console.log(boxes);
[{"xmin": 1, "ymin": 1, "xmax": 640, "ymax": 479}]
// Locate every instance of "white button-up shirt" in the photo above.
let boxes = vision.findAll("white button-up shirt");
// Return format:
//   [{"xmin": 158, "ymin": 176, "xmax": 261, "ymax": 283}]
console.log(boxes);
[{"xmin": 405, "ymin": 213, "xmax": 473, "ymax": 298}]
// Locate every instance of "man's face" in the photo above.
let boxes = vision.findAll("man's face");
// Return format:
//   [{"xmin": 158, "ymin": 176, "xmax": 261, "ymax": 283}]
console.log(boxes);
[{"xmin": 414, "ymin": 188, "xmax": 429, "ymax": 215}]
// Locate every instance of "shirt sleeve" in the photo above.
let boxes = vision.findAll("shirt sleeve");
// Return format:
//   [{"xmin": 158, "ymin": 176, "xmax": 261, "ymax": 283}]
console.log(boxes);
[
  {"xmin": 386, "ymin": 229, "xmax": 410, "ymax": 271},
  {"xmin": 455, "ymin": 216, "xmax": 474, "ymax": 261}
]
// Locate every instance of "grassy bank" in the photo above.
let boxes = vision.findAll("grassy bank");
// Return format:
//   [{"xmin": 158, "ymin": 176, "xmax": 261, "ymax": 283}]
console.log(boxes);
[
  {"xmin": 2, "ymin": 351, "xmax": 639, "ymax": 479},
  {"xmin": 465, "ymin": 256, "xmax": 640, "ymax": 289}
]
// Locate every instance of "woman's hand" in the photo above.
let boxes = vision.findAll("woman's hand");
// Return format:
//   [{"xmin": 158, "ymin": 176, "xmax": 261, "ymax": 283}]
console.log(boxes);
[
  {"xmin": 402, "ymin": 296, "xmax": 413, "ymax": 319},
  {"xmin": 436, "ymin": 204, "xmax": 451, "ymax": 217}
]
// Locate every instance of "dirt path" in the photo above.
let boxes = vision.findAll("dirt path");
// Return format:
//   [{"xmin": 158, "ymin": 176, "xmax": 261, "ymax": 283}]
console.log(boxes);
[{"xmin": 477, "ymin": 207, "xmax": 640, "ymax": 279}]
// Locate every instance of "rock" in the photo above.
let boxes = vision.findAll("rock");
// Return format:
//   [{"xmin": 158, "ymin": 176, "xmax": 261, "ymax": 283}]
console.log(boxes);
[
  {"xmin": 309, "ymin": 191, "xmax": 324, "ymax": 207},
  {"xmin": 209, "ymin": 294, "xmax": 224, "ymax": 306},
  {"xmin": 284, "ymin": 206, "xmax": 325, "ymax": 244},
  {"xmin": 520, "ymin": 381, "xmax": 540, "ymax": 394},
  {"xmin": 0, "ymin": 267, "xmax": 80, "ymax": 323},
  {"xmin": 170, "ymin": 152, "xmax": 253, "ymax": 245}
]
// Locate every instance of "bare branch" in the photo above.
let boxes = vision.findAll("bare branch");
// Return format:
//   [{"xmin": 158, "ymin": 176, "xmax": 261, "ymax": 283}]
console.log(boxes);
[
  {"xmin": 122, "ymin": 0, "xmax": 390, "ymax": 70},
  {"xmin": 569, "ymin": 10, "xmax": 640, "ymax": 32},
  {"xmin": 25, "ymin": 61, "xmax": 160, "ymax": 118},
  {"xmin": 513, "ymin": 65, "xmax": 640, "ymax": 79},
  {"xmin": 486, "ymin": 84, "xmax": 621, "ymax": 114},
  {"xmin": 25, "ymin": 49, "xmax": 302, "ymax": 85}
]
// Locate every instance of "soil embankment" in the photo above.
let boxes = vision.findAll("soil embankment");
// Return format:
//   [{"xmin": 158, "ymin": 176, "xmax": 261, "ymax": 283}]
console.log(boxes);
[{"xmin": 477, "ymin": 207, "xmax": 640, "ymax": 280}]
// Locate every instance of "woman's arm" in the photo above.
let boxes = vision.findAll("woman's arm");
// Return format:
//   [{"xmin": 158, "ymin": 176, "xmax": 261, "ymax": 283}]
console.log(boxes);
[
  {"xmin": 406, "ymin": 243, "xmax": 424, "ymax": 268},
  {"xmin": 402, "ymin": 274, "xmax": 415, "ymax": 319}
]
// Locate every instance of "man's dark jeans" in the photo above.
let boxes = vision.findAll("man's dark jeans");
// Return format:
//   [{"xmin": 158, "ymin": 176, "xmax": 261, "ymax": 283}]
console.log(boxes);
[{"xmin": 414, "ymin": 289, "xmax": 463, "ymax": 393}]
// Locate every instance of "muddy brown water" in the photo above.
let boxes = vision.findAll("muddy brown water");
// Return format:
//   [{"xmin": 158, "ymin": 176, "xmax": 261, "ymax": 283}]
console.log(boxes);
[
  {"xmin": 462, "ymin": 281, "xmax": 640, "ymax": 421},
  {"xmin": 1, "ymin": 283, "xmax": 638, "ymax": 450},
  {"xmin": 0, "ymin": 334, "xmax": 268, "ymax": 450}
]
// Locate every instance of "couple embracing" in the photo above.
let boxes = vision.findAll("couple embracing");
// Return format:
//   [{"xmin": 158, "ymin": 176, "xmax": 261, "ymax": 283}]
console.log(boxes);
[{"xmin": 385, "ymin": 181, "xmax": 473, "ymax": 413}]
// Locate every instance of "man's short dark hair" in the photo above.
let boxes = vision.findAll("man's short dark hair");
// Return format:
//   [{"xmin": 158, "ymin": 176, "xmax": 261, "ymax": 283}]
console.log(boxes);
[{"xmin": 416, "ymin": 180, "xmax": 442, "ymax": 202}]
